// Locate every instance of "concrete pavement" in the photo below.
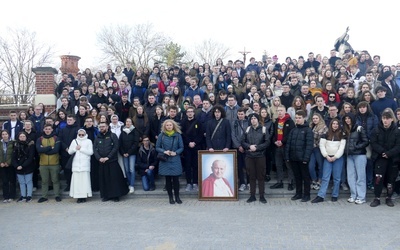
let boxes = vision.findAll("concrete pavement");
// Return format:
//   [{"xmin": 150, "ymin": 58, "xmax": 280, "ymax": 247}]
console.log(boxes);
[{"xmin": 0, "ymin": 195, "xmax": 399, "ymax": 249}]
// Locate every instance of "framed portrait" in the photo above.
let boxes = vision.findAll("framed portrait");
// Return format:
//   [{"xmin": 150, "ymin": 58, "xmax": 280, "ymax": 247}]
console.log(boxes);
[{"xmin": 198, "ymin": 150, "xmax": 238, "ymax": 201}]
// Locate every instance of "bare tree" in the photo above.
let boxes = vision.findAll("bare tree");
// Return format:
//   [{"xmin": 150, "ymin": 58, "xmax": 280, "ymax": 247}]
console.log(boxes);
[
  {"xmin": 194, "ymin": 39, "xmax": 230, "ymax": 66},
  {"xmin": 97, "ymin": 23, "xmax": 169, "ymax": 68},
  {"xmin": 0, "ymin": 28, "xmax": 54, "ymax": 105}
]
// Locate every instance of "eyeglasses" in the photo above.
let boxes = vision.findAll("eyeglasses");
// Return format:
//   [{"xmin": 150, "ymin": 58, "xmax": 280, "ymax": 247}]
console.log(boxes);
[
  {"xmin": 329, "ymin": 96, "xmax": 335, "ymax": 98},
  {"xmin": 78, "ymin": 134, "xmax": 85, "ymax": 137}
]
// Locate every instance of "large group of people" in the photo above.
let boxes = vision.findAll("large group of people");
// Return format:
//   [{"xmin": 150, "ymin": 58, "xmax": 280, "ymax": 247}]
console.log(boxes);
[{"xmin": 1, "ymin": 48, "xmax": 400, "ymax": 206}]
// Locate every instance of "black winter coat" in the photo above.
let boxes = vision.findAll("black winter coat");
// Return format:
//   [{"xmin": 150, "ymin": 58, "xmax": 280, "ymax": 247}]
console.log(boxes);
[
  {"xmin": 206, "ymin": 118, "xmax": 231, "ymax": 150},
  {"xmin": 12, "ymin": 141, "xmax": 35, "ymax": 174},
  {"xmin": 59, "ymin": 122, "xmax": 79, "ymax": 156},
  {"xmin": 119, "ymin": 127, "xmax": 140, "ymax": 156},
  {"xmin": 344, "ymin": 125, "xmax": 369, "ymax": 155},
  {"xmin": 370, "ymin": 122, "xmax": 400, "ymax": 163},
  {"xmin": 241, "ymin": 125, "xmax": 270, "ymax": 158},
  {"xmin": 285, "ymin": 123, "xmax": 313, "ymax": 162},
  {"xmin": 181, "ymin": 118, "xmax": 203, "ymax": 149},
  {"xmin": 94, "ymin": 131, "xmax": 119, "ymax": 163}
]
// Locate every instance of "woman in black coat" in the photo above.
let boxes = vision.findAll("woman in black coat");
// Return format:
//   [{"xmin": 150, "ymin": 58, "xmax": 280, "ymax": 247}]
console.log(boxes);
[
  {"xmin": 12, "ymin": 132, "xmax": 35, "ymax": 202},
  {"xmin": 119, "ymin": 118, "xmax": 140, "ymax": 194}
]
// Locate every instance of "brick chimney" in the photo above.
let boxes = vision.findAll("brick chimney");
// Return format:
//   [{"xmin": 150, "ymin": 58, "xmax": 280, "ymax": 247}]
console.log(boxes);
[
  {"xmin": 32, "ymin": 67, "xmax": 58, "ymax": 116},
  {"xmin": 60, "ymin": 55, "xmax": 81, "ymax": 77}
]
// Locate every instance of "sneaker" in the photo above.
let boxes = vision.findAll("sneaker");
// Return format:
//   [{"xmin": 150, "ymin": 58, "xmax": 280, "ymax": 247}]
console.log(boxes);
[
  {"xmin": 38, "ymin": 197, "xmax": 48, "ymax": 203},
  {"xmin": 185, "ymin": 184, "xmax": 192, "ymax": 192},
  {"xmin": 391, "ymin": 192, "xmax": 400, "ymax": 200},
  {"xmin": 367, "ymin": 183, "xmax": 374, "ymax": 190},
  {"xmin": 259, "ymin": 196, "xmax": 267, "ymax": 204},
  {"xmin": 347, "ymin": 197, "xmax": 355, "ymax": 203},
  {"xmin": 311, "ymin": 181, "xmax": 318, "ymax": 190},
  {"xmin": 247, "ymin": 184, "xmax": 251, "ymax": 190},
  {"xmin": 26, "ymin": 197, "xmax": 32, "ymax": 203},
  {"xmin": 386, "ymin": 198, "xmax": 394, "ymax": 207},
  {"xmin": 17, "ymin": 197, "xmax": 26, "ymax": 203},
  {"xmin": 239, "ymin": 184, "xmax": 246, "ymax": 192},
  {"xmin": 129, "ymin": 186, "xmax": 135, "ymax": 194},
  {"xmin": 311, "ymin": 196, "xmax": 324, "ymax": 203},
  {"xmin": 370, "ymin": 198, "xmax": 380, "ymax": 207},
  {"xmin": 247, "ymin": 196, "xmax": 256, "ymax": 203},
  {"xmin": 341, "ymin": 183, "xmax": 349, "ymax": 191},
  {"xmin": 55, "ymin": 196, "xmax": 62, "ymax": 202},
  {"xmin": 192, "ymin": 184, "xmax": 198, "ymax": 192},
  {"xmin": 32, "ymin": 187, "xmax": 37, "ymax": 192},
  {"xmin": 3, "ymin": 199, "xmax": 9, "ymax": 203},
  {"xmin": 314, "ymin": 183, "xmax": 320, "ymax": 190},
  {"xmin": 355, "ymin": 199, "xmax": 365, "ymax": 205}
]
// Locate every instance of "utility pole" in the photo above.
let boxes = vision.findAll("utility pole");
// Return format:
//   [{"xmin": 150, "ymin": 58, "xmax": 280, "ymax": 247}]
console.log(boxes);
[{"xmin": 238, "ymin": 47, "xmax": 251, "ymax": 65}]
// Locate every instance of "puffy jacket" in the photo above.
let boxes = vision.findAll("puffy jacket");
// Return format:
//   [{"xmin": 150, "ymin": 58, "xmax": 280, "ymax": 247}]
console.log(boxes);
[
  {"xmin": 36, "ymin": 134, "xmax": 60, "ymax": 166},
  {"xmin": 344, "ymin": 125, "xmax": 369, "ymax": 155},
  {"xmin": 156, "ymin": 132, "xmax": 184, "ymax": 176},
  {"xmin": 355, "ymin": 113, "xmax": 378, "ymax": 139},
  {"xmin": 68, "ymin": 134, "xmax": 93, "ymax": 172},
  {"xmin": 241, "ymin": 125, "xmax": 270, "ymax": 158},
  {"xmin": 319, "ymin": 136, "xmax": 346, "ymax": 159},
  {"xmin": 370, "ymin": 121, "xmax": 400, "ymax": 163},
  {"xmin": 12, "ymin": 141, "xmax": 35, "ymax": 174},
  {"xmin": 94, "ymin": 130, "xmax": 119, "ymax": 163},
  {"xmin": 285, "ymin": 123, "xmax": 313, "ymax": 162}
]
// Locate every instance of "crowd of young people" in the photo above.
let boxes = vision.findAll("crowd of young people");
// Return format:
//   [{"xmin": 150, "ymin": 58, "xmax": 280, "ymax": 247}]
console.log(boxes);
[{"xmin": 1, "ymin": 49, "xmax": 400, "ymax": 206}]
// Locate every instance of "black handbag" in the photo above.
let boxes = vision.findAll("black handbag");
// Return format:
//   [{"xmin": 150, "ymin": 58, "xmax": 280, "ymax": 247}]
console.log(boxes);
[
  {"xmin": 157, "ymin": 134, "xmax": 175, "ymax": 162},
  {"xmin": 157, "ymin": 152, "xmax": 168, "ymax": 162}
]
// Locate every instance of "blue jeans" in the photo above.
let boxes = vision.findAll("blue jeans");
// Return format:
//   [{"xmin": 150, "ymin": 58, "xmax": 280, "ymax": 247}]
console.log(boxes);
[
  {"xmin": 318, "ymin": 157, "xmax": 343, "ymax": 198},
  {"xmin": 142, "ymin": 169, "xmax": 155, "ymax": 191},
  {"xmin": 17, "ymin": 173, "xmax": 33, "ymax": 197},
  {"xmin": 123, "ymin": 155, "xmax": 136, "ymax": 187},
  {"xmin": 347, "ymin": 155, "xmax": 367, "ymax": 201},
  {"xmin": 309, "ymin": 147, "xmax": 324, "ymax": 181}
]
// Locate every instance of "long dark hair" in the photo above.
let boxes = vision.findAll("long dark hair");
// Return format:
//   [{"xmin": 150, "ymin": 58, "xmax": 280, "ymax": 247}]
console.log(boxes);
[{"xmin": 326, "ymin": 118, "xmax": 343, "ymax": 141}]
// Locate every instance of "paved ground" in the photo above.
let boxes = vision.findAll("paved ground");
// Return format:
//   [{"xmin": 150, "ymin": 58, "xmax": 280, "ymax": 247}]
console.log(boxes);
[{"xmin": 1, "ymin": 192, "xmax": 399, "ymax": 249}]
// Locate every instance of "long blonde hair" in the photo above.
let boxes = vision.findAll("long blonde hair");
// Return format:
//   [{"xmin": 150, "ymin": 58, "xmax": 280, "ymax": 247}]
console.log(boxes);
[{"xmin": 161, "ymin": 119, "xmax": 182, "ymax": 134}]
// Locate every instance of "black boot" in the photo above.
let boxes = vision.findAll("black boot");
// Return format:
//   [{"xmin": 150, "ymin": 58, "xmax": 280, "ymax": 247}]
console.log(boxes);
[
  {"xmin": 175, "ymin": 195, "xmax": 182, "ymax": 204},
  {"xmin": 169, "ymin": 196, "xmax": 175, "ymax": 204}
]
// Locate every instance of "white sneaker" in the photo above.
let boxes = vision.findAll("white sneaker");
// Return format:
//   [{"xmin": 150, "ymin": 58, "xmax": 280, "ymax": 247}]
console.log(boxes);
[
  {"xmin": 129, "ymin": 186, "xmax": 135, "ymax": 194},
  {"xmin": 391, "ymin": 193, "xmax": 400, "ymax": 199},
  {"xmin": 192, "ymin": 184, "xmax": 198, "ymax": 192},
  {"xmin": 247, "ymin": 184, "xmax": 251, "ymax": 192},
  {"xmin": 355, "ymin": 199, "xmax": 366, "ymax": 204},
  {"xmin": 3, "ymin": 199, "xmax": 8, "ymax": 203},
  {"xmin": 185, "ymin": 184, "xmax": 192, "ymax": 192},
  {"xmin": 239, "ymin": 184, "xmax": 246, "ymax": 192},
  {"xmin": 347, "ymin": 197, "xmax": 355, "ymax": 203}
]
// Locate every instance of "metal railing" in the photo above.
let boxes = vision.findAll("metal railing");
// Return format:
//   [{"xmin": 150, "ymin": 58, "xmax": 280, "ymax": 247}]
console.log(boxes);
[{"xmin": 0, "ymin": 94, "xmax": 35, "ymax": 106}]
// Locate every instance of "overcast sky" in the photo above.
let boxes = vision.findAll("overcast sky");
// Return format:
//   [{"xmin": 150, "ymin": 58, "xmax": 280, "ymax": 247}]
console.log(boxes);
[{"xmin": 1, "ymin": 0, "xmax": 399, "ymax": 70}]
